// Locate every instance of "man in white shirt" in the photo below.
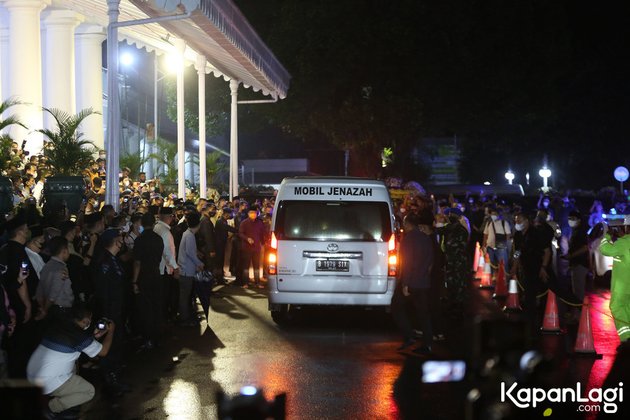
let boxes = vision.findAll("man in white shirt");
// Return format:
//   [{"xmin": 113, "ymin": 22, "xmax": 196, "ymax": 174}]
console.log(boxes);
[
  {"xmin": 153, "ymin": 207, "xmax": 179, "ymax": 321},
  {"xmin": 27, "ymin": 304, "xmax": 114, "ymax": 417},
  {"xmin": 482, "ymin": 207, "xmax": 512, "ymax": 273}
]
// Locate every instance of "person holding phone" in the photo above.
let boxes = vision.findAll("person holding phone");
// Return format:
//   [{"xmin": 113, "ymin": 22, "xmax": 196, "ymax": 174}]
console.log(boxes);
[{"xmin": 27, "ymin": 303, "xmax": 115, "ymax": 418}]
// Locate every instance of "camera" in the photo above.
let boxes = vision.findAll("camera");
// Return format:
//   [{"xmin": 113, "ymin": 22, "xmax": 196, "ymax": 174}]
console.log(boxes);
[
  {"xmin": 422, "ymin": 360, "xmax": 466, "ymax": 383},
  {"xmin": 96, "ymin": 318, "xmax": 109, "ymax": 331}
]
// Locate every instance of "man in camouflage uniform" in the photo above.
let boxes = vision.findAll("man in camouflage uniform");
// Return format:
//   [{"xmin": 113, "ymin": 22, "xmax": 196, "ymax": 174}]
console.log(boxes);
[{"xmin": 436, "ymin": 208, "xmax": 470, "ymax": 316}]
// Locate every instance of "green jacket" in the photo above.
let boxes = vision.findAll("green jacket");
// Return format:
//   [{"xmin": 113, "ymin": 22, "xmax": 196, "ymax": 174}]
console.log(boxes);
[{"xmin": 600, "ymin": 233, "xmax": 630, "ymax": 295}]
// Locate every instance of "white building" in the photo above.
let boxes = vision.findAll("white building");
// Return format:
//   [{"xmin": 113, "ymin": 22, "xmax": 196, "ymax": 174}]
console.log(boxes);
[{"xmin": 0, "ymin": 0, "xmax": 289, "ymax": 203}]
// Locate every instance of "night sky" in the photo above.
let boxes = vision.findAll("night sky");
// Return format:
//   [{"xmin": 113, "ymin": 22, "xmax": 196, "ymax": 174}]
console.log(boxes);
[{"xmin": 232, "ymin": 1, "xmax": 630, "ymax": 190}]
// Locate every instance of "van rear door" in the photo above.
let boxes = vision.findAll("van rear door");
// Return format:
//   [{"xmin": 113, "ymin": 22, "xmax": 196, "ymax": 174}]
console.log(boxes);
[{"xmin": 273, "ymin": 200, "xmax": 392, "ymax": 293}]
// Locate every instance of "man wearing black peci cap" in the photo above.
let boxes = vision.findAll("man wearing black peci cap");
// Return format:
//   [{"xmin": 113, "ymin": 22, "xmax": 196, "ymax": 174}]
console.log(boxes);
[
  {"xmin": 132, "ymin": 213, "xmax": 164, "ymax": 350},
  {"xmin": 154, "ymin": 206, "xmax": 180, "ymax": 323},
  {"xmin": 92, "ymin": 228, "xmax": 130, "ymax": 395},
  {"xmin": 237, "ymin": 206, "xmax": 266, "ymax": 289}
]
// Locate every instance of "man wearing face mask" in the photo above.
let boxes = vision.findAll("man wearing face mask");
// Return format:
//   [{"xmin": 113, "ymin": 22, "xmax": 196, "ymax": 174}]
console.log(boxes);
[
  {"xmin": 435, "ymin": 208, "xmax": 469, "ymax": 314},
  {"xmin": 132, "ymin": 213, "xmax": 164, "ymax": 350},
  {"xmin": 599, "ymin": 216, "xmax": 630, "ymax": 342},
  {"xmin": 196, "ymin": 203, "xmax": 217, "ymax": 276},
  {"xmin": 35, "ymin": 237, "xmax": 73, "ymax": 320},
  {"xmin": 511, "ymin": 212, "xmax": 553, "ymax": 334},
  {"xmin": 0, "ymin": 216, "xmax": 33, "ymax": 377},
  {"xmin": 27, "ymin": 303, "xmax": 115, "ymax": 418},
  {"xmin": 215, "ymin": 208, "xmax": 239, "ymax": 284},
  {"xmin": 92, "ymin": 229, "xmax": 129, "ymax": 396},
  {"xmin": 237, "ymin": 206, "xmax": 266, "ymax": 289},
  {"xmin": 482, "ymin": 207, "xmax": 512, "ymax": 274}
]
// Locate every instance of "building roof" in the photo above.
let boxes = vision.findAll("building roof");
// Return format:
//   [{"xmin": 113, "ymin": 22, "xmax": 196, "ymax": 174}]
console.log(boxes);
[{"xmin": 62, "ymin": 0, "xmax": 290, "ymax": 98}]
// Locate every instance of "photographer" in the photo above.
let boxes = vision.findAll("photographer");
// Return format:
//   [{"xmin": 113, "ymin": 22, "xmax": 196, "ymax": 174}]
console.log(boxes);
[
  {"xmin": 27, "ymin": 303, "xmax": 115, "ymax": 418},
  {"xmin": 600, "ymin": 217, "xmax": 630, "ymax": 342}
]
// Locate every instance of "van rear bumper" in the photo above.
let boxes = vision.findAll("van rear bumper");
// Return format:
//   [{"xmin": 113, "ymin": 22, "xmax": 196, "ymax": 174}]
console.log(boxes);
[{"xmin": 268, "ymin": 278, "xmax": 395, "ymax": 306}]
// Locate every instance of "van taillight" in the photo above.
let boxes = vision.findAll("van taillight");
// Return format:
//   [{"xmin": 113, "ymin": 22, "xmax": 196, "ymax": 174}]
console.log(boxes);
[
  {"xmin": 388, "ymin": 234, "xmax": 397, "ymax": 277},
  {"xmin": 268, "ymin": 233, "xmax": 278, "ymax": 275}
]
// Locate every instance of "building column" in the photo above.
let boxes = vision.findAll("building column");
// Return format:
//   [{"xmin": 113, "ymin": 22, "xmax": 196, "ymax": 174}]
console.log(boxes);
[
  {"xmin": 229, "ymin": 79, "xmax": 239, "ymax": 199},
  {"xmin": 174, "ymin": 38, "xmax": 186, "ymax": 199},
  {"xmin": 75, "ymin": 23, "xmax": 105, "ymax": 150},
  {"xmin": 105, "ymin": 0, "xmax": 121, "ymax": 209},
  {"xmin": 41, "ymin": 9, "xmax": 83, "ymax": 128},
  {"xmin": 195, "ymin": 55, "xmax": 207, "ymax": 198},
  {"xmin": 1, "ymin": 0, "xmax": 50, "ymax": 153},
  {"xmin": 0, "ymin": 14, "xmax": 7, "ymax": 103}
]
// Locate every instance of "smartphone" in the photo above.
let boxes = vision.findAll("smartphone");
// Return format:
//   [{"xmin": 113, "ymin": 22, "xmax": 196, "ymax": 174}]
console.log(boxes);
[
  {"xmin": 21, "ymin": 261, "xmax": 29, "ymax": 275},
  {"xmin": 422, "ymin": 360, "xmax": 466, "ymax": 383}
]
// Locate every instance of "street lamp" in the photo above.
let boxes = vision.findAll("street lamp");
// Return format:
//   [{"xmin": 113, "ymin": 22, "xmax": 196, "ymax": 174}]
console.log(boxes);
[
  {"xmin": 539, "ymin": 167, "xmax": 552, "ymax": 191},
  {"xmin": 120, "ymin": 51, "xmax": 135, "ymax": 67},
  {"xmin": 614, "ymin": 166, "xmax": 629, "ymax": 194},
  {"xmin": 504, "ymin": 170, "xmax": 515, "ymax": 185}
]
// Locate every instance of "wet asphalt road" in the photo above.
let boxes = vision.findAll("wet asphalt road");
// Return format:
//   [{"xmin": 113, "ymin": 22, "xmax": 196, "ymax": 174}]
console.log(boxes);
[
  {"xmin": 85, "ymin": 283, "xmax": 415, "ymax": 420},
  {"xmin": 83, "ymin": 279, "xmax": 623, "ymax": 420}
]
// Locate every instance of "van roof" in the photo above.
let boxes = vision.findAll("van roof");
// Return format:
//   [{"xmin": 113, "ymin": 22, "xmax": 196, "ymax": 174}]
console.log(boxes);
[{"xmin": 281, "ymin": 177, "xmax": 386, "ymax": 186}]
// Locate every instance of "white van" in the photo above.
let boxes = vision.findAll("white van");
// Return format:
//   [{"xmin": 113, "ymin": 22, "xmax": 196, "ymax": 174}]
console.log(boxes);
[{"xmin": 266, "ymin": 177, "xmax": 397, "ymax": 324}]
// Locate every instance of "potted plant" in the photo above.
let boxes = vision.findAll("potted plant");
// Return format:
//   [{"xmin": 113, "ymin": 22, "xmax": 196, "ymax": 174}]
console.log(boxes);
[
  {"xmin": 38, "ymin": 107, "xmax": 99, "ymax": 215},
  {"xmin": 0, "ymin": 98, "xmax": 28, "ymax": 215}
]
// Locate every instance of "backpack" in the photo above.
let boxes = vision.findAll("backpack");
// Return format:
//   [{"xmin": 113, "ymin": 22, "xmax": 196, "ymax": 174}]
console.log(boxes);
[{"xmin": 492, "ymin": 220, "xmax": 508, "ymax": 249}]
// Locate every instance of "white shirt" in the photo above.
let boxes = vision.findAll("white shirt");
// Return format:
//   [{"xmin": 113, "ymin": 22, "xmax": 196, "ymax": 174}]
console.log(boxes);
[
  {"xmin": 25, "ymin": 247, "xmax": 45, "ymax": 278},
  {"xmin": 154, "ymin": 220, "xmax": 178, "ymax": 274},
  {"xmin": 32, "ymin": 181, "xmax": 44, "ymax": 205},
  {"xmin": 27, "ymin": 339, "xmax": 102, "ymax": 394},
  {"xmin": 483, "ymin": 219, "xmax": 511, "ymax": 248}
]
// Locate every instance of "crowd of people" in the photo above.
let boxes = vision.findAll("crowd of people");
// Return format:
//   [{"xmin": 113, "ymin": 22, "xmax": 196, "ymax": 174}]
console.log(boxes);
[
  {"xmin": 0, "ymin": 148, "xmax": 277, "ymax": 419},
  {"xmin": 391, "ymin": 189, "xmax": 630, "ymax": 354}
]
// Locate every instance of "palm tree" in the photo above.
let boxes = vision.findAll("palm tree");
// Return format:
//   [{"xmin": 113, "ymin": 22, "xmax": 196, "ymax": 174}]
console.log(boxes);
[
  {"xmin": 188, "ymin": 151, "xmax": 227, "ymax": 186},
  {"xmin": 0, "ymin": 98, "xmax": 27, "ymax": 173},
  {"xmin": 37, "ymin": 107, "xmax": 98, "ymax": 176},
  {"xmin": 120, "ymin": 152, "xmax": 148, "ymax": 180},
  {"xmin": 148, "ymin": 137, "xmax": 179, "ymax": 186}
]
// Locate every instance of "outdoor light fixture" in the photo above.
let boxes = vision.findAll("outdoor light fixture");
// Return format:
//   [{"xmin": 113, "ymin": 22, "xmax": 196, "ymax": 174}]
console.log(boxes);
[
  {"xmin": 120, "ymin": 51, "xmax": 135, "ymax": 67},
  {"xmin": 165, "ymin": 53, "xmax": 184, "ymax": 73},
  {"xmin": 504, "ymin": 170, "xmax": 515, "ymax": 185},
  {"xmin": 539, "ymin": 167, "xmax": 552, "ymax": 190}
]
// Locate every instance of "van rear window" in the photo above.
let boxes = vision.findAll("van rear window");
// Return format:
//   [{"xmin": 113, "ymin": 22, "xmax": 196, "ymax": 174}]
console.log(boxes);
[{"xmin": 275, "ymin": 200, "xmax": 392, "ymax": 242}]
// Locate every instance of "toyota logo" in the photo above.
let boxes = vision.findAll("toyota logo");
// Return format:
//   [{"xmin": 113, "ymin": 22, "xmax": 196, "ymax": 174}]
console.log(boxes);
[{"xmin": 327, "ymin": 243, "xmax": 339, "ymax": 252}]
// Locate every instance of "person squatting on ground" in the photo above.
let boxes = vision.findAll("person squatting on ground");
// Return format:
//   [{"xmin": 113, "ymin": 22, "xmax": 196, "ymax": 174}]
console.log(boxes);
[
  {"xmin": 599, "ymin": 219, "xmax": 630, "ymax": 342},
  {"xmin": 392, "ymin": 211, "xmax": 435, "ymax": 355},
  {"xmin": 26, "ymin": 303, "xmax": 115, "ymax": 419}
]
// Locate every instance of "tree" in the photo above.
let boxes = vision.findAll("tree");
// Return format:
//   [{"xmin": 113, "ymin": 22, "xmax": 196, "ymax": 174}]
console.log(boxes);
[
  {"xmin": 38, "ymin": 108, "xmax": 98, "ymax": 176},
  {"xmin": 0, "ymin": 98, "xmax": 28, "ymax": 173}
]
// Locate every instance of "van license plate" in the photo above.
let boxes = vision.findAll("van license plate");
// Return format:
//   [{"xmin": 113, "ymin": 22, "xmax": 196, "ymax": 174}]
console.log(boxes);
[{"xmin": 316, "ymin": 260, "xmax": 349, "ymax": 272}]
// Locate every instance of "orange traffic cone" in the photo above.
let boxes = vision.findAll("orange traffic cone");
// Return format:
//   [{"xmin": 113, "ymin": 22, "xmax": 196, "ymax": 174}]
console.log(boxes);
[
  {"xmin": 573, "ymin": 297, "xmax": 602, "ymax": 358},
  {"xmin": 503, "ymin": 279, "xmax": 522, "ymax": 312},
  {"xmin": 479, "ymin": 258, "xmax": 494, "ymax": 289},
  {"xmin": 492, "ymin": 260, "xmax": 508, "ymax": 299},
  {"xmin": 474, "ymin": 255, "xmax": 485, "ymax": 280},
  {"xmin": 473, "ymin": 242, "xmax": 481, "ymax": 272},
  {"xmin": 541, "ymin": 290, "xmax": 563, "ymax": 334}
]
